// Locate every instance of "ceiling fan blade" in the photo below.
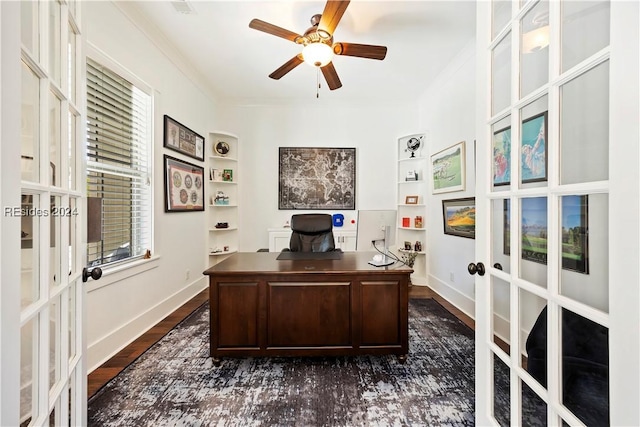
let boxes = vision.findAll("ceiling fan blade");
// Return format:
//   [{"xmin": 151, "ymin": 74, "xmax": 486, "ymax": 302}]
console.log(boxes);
[
  {"xmin": 269, "ymin": 55, "xmax": 304, "ymax": 80},
  {"xmin": 318, "ymin": 1, "xmax": 350, "ymax": 35},
  {"xmin": 321, "ymin": 62, "xmax": 342, "ymax": 90},
  {"xmin": 249, "ymin": 19, "xmax": 301, "ymax": 42},
  {"xmin": 333, "ymin": 42, "xmax": 387, "ymax": 60}
]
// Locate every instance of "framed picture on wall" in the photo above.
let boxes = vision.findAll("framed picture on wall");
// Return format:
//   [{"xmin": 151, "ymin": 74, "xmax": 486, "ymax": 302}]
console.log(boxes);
[
  {"xmin": 503, "ymin": 195, "xmax": 589, "ymax": 273},
  {"xmin": 163, "ymin": 115, "xmax": 205, "ymax": 161},
  {"xmin": 279, "ymin": 147, "xmax": 356, "ymax": 210},
  {"xmin": 442, "ymin": 197, "xmax": 476, "ymax": 239},
  {"xmin": 493, "ymin": 125, "xmax": 511, "ymax": 186},
  {"xmin": 520, "ymin": 111, "xmax": 547, "ymax": 183},
  {"xmin": 164, "ymin": 155, "xmax": 205, "ymax": 212},
  {"xmin": 431, "ymin": 141, "xmax": 466, "ymax": 194},
  {"xmin": 492, "ymin": 111, "xmax": 548, "ymax": 186}
]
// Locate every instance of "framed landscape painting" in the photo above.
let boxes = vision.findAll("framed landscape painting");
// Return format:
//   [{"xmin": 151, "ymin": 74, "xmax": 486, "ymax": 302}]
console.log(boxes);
[
  {"xmin": 442, "ymin": 197, "xmax": 476, "ymax": 239},
  {"xmin": 432, "ymin": 141, "xmax": 465, "ymax": 194},
  {"xmin": 503, "ymin": 195, "xmax": 589, "ymax": 273}
]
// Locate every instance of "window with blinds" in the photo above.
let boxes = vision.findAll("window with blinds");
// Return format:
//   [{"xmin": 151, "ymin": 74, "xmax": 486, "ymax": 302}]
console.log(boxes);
[{"xmin": 86, "ymin": 57, "xmax": 151, "ymax": 267}]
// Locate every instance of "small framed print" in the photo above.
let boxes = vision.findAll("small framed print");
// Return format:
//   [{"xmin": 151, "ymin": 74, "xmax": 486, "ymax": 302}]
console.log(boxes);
[
  {"xmin": 222, "ymin": 169, "xmax": 233, "ymax": 182},
  {"xmin": 163, "ymin": 115, "xmax": 204, "ymax": 161},
  {"xmin": 405, "ymin": 195, "xmax": 419, "ymax": 205}
]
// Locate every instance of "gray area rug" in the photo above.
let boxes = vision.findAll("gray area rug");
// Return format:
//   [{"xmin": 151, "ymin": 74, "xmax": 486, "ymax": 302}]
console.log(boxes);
[{"xmin": 88, "ymin": 299, "xmax": 479, "ymax": 426}]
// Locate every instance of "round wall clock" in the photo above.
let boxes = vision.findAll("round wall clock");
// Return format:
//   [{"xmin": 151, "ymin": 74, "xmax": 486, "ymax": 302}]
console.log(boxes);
[{"xmin": 215, "ymin": 141, "xmax": 230, "ymax": 157}]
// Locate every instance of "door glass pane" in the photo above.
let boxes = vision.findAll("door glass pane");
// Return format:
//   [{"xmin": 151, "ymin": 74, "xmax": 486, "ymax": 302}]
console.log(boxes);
[
  {"xmin": 520, "ymin": 96, "xmax": 548, "ymax": 189},
  {"xmin": 491, "ymin": 198, "xmax": 510, "ymax": 274},
  {"xmin": 21, "ymin": 0, "xmax": 39, "ymax": 59},
  {"xmin": 520, "ymin": 0, "xmax": 549, "ymax": 97},
  {"xmin": 49, "ymin": 1, "xmax": 62, "ymax": 86},
  {"xmin": 560, "ymin": 194, "xmax": 608, "ymax": 312},
  {"xmin": 519, "ymin": 288, "xmax": 547, "ymax": 389},
  {"xmin": 560, "ymin": 307, "xmax": 609, "ymax": 425},
  {"xmin": 492, "ymin": 33, "xmax": 512, "ymax": 114},
  {"xmin": 20, "ymin": 316, "xmax": 39, "ymax": 423},
  {"xmin": 493, "ymin": 353, "xmax": 510, "ymax": 426},
  {"xmin": 49, "ymin": 297, "xmax": 61, "ymax": 393},
  {"xmin": 21, "ymin": 193, "xmax": 40, "ymax": 308},
  {"xmin": 68, "ymin": 27, "xmax": 77, "ymax": 103},
  {"xmin": 68, "ymin": 111, "xmax": 77, "ymax": 190},
  {"xmin": 68, "ymin": 282, "xmax": 77, "ymax": 361},
  {"xmin": 560, "ymin": 62, "xmax": 609, "ymax": 185},
  {"xmin": 49, "ymin": 91, "xmax": 61, "ymax": 187},
  {"xmin": 50, "ymin": 196, "xmax": 62, "ymax": 289},
  {"xmin": 69, "ymin": 370, "xmax": 77, "ymax": 426},
  {"xmin": 519, "ymin": 197, "xmax": 548, "ymax": 288},
  {"xmin": 561, "ymin": 0, "xmax": 610, "ymax": 72},
  {"xmin": 492, "ymin": 276, "xmax": 510, "ymax": 355},
  {"xmin": 492, "ymin": 0, "xmax": 511, "ymax": 39},
  {"xmin": 522, "ymin": 379, "xmax": 547, "ymax": 423},
  {"xmin": 492, "ymin": 115, "xmax": 511, "ymax": 191},
  {"xmin": 21, "ymin": 62, "xmax": 40, "ymax": 183}
]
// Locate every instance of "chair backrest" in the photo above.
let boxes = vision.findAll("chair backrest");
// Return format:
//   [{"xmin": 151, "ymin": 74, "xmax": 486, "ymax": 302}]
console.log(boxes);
[{"xmin": 288, "ymin": 214, "xmax": 336, "ymax": 252}]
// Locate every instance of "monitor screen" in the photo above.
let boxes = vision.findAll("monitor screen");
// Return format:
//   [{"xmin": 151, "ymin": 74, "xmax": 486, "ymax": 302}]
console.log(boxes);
[{"xmin": 355, "ymin": 210, "xmax": 397, "ymax": 251}]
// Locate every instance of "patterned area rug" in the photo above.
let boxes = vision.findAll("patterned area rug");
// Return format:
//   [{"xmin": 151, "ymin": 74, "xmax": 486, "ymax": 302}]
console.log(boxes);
[{"xmin": 88, "ymin": 299, "xmax": 478, "ymax": 426}]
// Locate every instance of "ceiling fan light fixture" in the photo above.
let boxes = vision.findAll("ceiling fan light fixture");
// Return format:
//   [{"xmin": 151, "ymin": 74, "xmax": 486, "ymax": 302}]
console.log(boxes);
[{"xmin": 302, "ymin": 42, "xmax": 334, "ymax": 67}]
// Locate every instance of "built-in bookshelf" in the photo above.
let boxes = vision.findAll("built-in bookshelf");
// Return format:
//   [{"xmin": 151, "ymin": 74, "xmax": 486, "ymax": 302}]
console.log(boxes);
[
  {"xmin": 397, "ymin": 133, "xmax": 428, "ymax": 285},
  {"xmin": 208, "ymin": 131, "xmax": 239, "ymax": 266}
]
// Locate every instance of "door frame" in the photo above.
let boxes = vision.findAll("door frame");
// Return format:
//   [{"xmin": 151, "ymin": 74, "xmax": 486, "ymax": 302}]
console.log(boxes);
[{"xmin": 474, "ymin": 0, "xmax": 639, "ymax": 425}]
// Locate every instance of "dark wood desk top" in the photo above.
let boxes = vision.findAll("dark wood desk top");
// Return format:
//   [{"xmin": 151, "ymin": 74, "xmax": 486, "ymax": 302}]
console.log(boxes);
[{"xmin": 203, "ymin": 252, "xmax": 413, "ymax": 276}]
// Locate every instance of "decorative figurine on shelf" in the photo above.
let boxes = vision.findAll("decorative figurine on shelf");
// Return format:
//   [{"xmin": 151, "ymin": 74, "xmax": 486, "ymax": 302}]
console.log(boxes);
[
  {"xmin": 214, "ymin": 190, "xmax": 229, "ymax": 205},
  {"xmin": 414, "ymin": 241, "xmax": 423, "ymax": 252},
  {"xmin": 405, "ymin": 136, "xmax": 423, "ymax": 158},
  {"xmin": 404, "ymin": 241, "xmax": 412, "ymax": 251}
]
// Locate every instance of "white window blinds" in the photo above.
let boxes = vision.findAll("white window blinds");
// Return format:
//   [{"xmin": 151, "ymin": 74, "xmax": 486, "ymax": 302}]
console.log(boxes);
[{"xmin": 86, "ymin": 57, "xmax": 151, "ymax": 267}]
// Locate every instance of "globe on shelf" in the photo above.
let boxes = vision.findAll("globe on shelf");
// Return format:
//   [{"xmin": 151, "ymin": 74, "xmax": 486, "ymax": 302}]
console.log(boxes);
[{"xmin": 405, "ymin": 137, "xmax": 422, "ymax": 158}]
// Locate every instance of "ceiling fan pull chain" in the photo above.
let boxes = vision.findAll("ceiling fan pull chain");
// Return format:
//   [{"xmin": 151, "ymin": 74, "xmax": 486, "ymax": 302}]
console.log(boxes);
[{"xmin": 316, "ymin": 67, "xmax": 321, "ymax": 98}]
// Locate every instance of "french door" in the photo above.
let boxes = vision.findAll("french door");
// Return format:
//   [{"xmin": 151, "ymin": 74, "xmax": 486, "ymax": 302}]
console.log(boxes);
[
  {"xmin": 18, "ymin": 1, "xmax": 87, "ymax": 425},
  {"xmin": 474, "ymin": 0, "xmax": 639, "ymax": 425}
]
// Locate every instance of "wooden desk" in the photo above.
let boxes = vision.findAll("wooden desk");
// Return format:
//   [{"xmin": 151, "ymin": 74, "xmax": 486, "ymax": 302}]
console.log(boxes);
[{"xmin": 203, "ymin": 252, "xmax": 412, "ymax": 365}]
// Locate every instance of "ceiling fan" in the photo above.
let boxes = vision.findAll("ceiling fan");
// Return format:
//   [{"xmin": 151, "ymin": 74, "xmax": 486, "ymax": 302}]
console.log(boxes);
[{"xmin": 249, "ymin": 0, "xmax": 387, "ymax": 91}]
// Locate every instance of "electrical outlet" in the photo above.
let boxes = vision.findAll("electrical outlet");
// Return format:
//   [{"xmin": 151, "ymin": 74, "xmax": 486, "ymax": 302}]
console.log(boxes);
[{"xmin": 449, "ymin": 272, "xmax": 455, "ymax": 282}]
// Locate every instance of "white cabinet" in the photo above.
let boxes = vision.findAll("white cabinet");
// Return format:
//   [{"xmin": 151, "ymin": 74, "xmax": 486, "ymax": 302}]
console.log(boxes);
[
  {"xmin": 208, "ymin": 131, "xmax": 239, "ymax": 266},
  {"xmin": 268, "ymin": 228, "xmax": 357, "ymax": 252},
  {"xmin": 397, "ymin": 133, "xmax": 428, "ymax": 285}
]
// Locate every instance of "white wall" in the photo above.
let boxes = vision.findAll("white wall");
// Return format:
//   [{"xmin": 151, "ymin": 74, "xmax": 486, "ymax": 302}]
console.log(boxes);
[
  {"xmin": 218, "ymin": 101, "xmax": 418, "ymax": 252},
  {"xmin": 417, "ymin": 42, "xmax": 477, "ymax": 317},
  {"xmin": 84, "ymin": 2, "xmax": 219, "ymax": 370}
]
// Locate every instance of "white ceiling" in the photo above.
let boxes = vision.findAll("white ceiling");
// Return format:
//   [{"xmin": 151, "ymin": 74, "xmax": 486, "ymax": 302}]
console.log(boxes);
[{"xmin": 124, "ymin": 1, "xmax": 476, "ymax": 103}]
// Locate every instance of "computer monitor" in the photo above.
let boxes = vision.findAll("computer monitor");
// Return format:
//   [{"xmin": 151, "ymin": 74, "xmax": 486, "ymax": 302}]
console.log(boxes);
[{"xmin": 355, "ymin": 210, "xmax": 397, "ymax": 266}]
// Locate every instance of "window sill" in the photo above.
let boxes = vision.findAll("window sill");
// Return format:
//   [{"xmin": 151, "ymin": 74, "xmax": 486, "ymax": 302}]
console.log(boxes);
[{"xmin": 86, "ymin": 255, "xmax": 161, "ymax": 292}]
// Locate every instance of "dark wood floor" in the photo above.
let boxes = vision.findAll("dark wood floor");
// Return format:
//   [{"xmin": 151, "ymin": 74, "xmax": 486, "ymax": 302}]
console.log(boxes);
[{"xmin": 87, "ymin": 285, "xmax": 475, "ymax": 399}]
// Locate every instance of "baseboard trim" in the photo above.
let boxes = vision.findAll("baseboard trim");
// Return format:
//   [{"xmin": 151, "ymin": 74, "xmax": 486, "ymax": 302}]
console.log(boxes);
[
  {"xmin": 87, "ymin": 277, "xmax": 207, "ymax": 373},
  {"xmin": 427, "ymin": 274, "xmax": 476, "ymax": 321}
]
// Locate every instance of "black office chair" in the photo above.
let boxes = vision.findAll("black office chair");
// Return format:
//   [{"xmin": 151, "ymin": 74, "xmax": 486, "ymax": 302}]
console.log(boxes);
[
  {"xmin": 526, "ymin": 306, "xmax": 609, "ymax": 425},
  {"xmin": 285, "ymin": 214, "xmax": 339, "ymax": 252}
]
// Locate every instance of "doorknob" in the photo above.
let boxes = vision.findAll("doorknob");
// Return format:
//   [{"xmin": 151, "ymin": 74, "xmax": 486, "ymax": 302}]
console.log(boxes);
[
  {"xmin": 82, "ymin": 267, "xmax": 103, "ymax": 283},
  {"xmin": 493, "ymin": 263, "xmax": 503, "ymax": 270},
  {"xmin": 467, "ymin": 262, "xmax": 486, "ymax": 276}
]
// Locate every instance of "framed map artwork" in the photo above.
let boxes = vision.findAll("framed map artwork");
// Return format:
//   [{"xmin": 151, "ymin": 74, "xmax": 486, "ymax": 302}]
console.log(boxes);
[{"xmin": 279, "ymin": 147, "xmax": 356, "ymax": 210}]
